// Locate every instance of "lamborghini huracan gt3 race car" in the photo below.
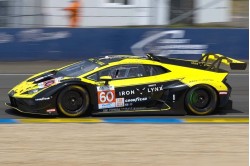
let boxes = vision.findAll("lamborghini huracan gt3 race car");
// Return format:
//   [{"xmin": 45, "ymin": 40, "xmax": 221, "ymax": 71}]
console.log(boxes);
[{"xmin": 6, "ymin": 53, "xmax": 247, "ymax": 117}]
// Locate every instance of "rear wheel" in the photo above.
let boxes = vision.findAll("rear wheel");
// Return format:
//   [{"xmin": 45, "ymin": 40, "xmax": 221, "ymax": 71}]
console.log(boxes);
[
  {"xmin": 185, "ymin": 85, "xmax": 218, "ymax": 115},
  {"xmin": 57, "ymin": 85, "xmax": 90, "ymax": 117}
]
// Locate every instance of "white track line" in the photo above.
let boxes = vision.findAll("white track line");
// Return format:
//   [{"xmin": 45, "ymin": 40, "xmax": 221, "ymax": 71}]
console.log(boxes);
[{"xmin": 229, "ymin": 74, "xmax": 248, "ymax": 76}]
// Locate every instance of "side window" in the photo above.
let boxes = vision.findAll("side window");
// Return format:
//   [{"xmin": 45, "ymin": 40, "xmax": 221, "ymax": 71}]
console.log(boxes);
[
  {"xmin": 144, "ymin": 65, "xmax": 169, "ymax": 76},
  {"xmin": 87, "ymin": 73, "xmax": 98, "ymax": 81},
  {"xmin": 114, "ymin": 67, "xmax": 128, "ymax": 78},
  {"xmin": 127, "ymin": 65, "xmax": 145, "ymax": 78},
  {"xmin": 97, "ymin": 65, "xmax": 146, "ymax": 80},
  {"xmin": 86, "ymin": 65, "xmax": 168, "ymax": 81},
  {"xmin": 98, "ymin": 67, "xmax": 115, "ymax": 78}
]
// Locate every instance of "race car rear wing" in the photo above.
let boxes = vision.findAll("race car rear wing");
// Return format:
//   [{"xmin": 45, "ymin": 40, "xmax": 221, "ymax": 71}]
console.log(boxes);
[
  {"xmin": 198, "ymin": 53, "xmax": 247, "ymax": 71},
  {"xmin": 146, "ymin": 53, "xmax": 247, "ymax": 72}
]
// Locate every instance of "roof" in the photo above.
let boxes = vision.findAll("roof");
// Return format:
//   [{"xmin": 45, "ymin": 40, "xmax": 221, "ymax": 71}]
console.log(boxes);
[{"xmin": 88, "ymin": 55, "xmax": 146, "ymax": 66}]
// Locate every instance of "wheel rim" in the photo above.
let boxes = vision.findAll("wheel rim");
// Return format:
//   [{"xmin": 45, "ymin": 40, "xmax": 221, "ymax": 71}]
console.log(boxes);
[
  {"xmin": 61, "ymin": 90, "xmax": 84, "ymax": 114},
  {"xmin": 190, "ymin": 89, "xmax": 210, "ymax": 110}
]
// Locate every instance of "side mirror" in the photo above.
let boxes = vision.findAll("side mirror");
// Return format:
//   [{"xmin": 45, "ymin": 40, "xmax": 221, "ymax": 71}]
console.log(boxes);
[{"xmin": 100, "ymin": 76, "xmax": 112, "ymax": 85}]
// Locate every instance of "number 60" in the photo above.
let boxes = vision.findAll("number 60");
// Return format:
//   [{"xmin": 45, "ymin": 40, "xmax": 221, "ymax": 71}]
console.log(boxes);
[{"xmin": 99, "ymin": 91, "xmax": 114, "ymax": 103}]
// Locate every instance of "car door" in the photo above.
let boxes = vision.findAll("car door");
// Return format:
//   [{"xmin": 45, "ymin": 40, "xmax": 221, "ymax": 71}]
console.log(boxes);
[{"xmin": 94, "ymin": 64, "xmax": 171, "ymax": 112}]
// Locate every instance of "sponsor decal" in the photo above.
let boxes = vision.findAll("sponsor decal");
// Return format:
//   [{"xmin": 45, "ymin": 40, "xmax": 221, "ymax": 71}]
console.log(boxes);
[
  {"xmin": 35, "ymin": 97, "xmax": 51, "ymax": 101},
  {"xmin": 116, "ymin": 98, "xmax": 124, "ymax": 107},
  {"xmin": 0, "ymin": 33, "xmax": 13, "ymax": 44},
  {"xmin": 136, "ymin": 85, "xmax": 163, "ymax": 95},
  {"xmin": 97, "ymin": 85, "xmax": 116, "ymax": 109},
  {"xmin": 131, "ymin": 30, "xmax": 208, "ymax": 57},
  {"xmin": 38, "ymin": 83, "xmax": 44, "ymax": 88},
  {"xmin": 125, "ymin": 97, "xmax": 147, "ymax": 103},
  {"xmin": 98, "ymin": 103, "xmax": 116, "ymax": 109},
  {"xmin": 219, "ymin": 91, "xmax": 228, "ymax": 95},
  {"xmin": 101, "ymin": 107, "xmax": 149, "ymax": 113},
  {"xmin": 124, "ymin": 103, "xmax": 133, "ymax": 107},
  {"xmin": 102, "ymin": 108, "xmax": 121, "ymax": 112},
  {"xmin": 118, "ymin": 90, "xmax": 135, "ymax": 96},
  {"xmin": 55, "ymin": 77, "xmax": 63, "ymax": 83},
  {"xmin": 97, "ymin": 85, "xmax": 114, "ymax": 91},
  {"xmin": 0, "ymin": 30, "xmax": 70, "ymax": 44},
  {"xmin": 147, "ymin": 86, "xmax": 163, "ymax": 93},
  {"xmin": 38, "ymin": 77, "xmax": 63, "ymax": 88},
  {"xmin": 44, "ymin": 80, "xmax": 55, "ymax": 87},
  {"xmin": 148, "ymin": 84, "xmax": 156, "ymax": 87},
  {"xmin": 136, "ymin": 87, "xmax": 146, "ymax": 95},
  {"xmin": 18, "ymin": 29, "xmax": 70, "ymax": 42},
  {"xmin": 47, "ymin": 109, "xmax": 56, "ymax": 113}
]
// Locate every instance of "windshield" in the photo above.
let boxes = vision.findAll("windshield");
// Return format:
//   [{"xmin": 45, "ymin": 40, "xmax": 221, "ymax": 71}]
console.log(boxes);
[{"xmin": 56, "ymin": 60, "xmax": 100, "ymax": 77}]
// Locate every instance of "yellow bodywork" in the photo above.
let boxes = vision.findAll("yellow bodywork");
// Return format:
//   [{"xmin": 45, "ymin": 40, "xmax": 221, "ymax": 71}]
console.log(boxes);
[{"xmin": 81, "ymin": 58, "xmax": 228, "ymax": 91}]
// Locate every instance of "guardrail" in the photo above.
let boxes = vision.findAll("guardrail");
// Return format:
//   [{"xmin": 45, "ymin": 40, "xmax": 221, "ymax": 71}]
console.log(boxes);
[{"xmin": 0, "ymin": 28, "xmax": 248, "ymax": 60}]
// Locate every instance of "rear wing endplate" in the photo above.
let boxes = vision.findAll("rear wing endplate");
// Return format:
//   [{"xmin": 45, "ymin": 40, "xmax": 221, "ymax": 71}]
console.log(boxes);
[{"xmin": 199, "ymin": 53, "xmax": 247, "ymax": 71}]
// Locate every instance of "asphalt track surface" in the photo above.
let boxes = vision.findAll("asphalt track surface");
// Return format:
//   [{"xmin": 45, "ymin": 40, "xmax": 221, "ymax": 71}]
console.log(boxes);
[{"xmin": 0, "ymin": 61, "xmax": 248, "ymax": 119}]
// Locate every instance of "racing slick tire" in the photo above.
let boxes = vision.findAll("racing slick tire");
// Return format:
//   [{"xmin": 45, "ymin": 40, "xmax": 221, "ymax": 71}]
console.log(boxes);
[
  {"xmin": 185, "ymin": 85, "xmax": 218, "ymax": 115},
  {"xmin": 57, "ymin": 85, "xmax": 90, "ymax": 117}
]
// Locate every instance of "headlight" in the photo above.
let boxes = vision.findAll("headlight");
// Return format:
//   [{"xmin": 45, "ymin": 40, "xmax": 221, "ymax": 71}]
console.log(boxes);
[{"xmin": 24, "ymin": 88, "xmax": 42, "ymax": 94}]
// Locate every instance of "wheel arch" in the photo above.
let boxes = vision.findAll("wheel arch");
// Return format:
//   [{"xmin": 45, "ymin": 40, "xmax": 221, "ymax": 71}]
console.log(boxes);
[
  {"xmin": 185, "ymin": 78, "xmax": 226, "ymax": 105},
  {"xmin": 36, "ymin": 80, "xmax": 96, "ymax": 107},
  {"xmin": 54, "ymin": 82, "xmax": 92, "ymax": 117},
  {"xmin": 184, "ymin": 83, "xmax": 219, "ymax": 115}
]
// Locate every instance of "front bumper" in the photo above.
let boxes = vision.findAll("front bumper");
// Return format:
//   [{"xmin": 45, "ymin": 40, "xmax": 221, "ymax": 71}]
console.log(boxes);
[{"xmin": 6, "ymin": 95, "xmax": 59, "ymax": 116}]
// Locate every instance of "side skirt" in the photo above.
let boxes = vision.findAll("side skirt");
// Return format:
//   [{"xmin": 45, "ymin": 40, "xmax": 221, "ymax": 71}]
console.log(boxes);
[{"xmin": 92, "ymin": 108, "xmax": 186, "ymax": 116}]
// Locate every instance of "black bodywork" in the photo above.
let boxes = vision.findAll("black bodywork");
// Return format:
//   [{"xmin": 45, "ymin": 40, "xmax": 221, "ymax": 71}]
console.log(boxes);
[
  {"xmin": 7, "ymin": 77, "xmax": 232, "ymax": 116},
  {"xmin": 7, "ymin": 79, "xmax": 192, "ymax": 116}
]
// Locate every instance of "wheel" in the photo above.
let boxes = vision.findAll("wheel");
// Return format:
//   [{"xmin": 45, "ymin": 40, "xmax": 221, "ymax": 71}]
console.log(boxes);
[
  {"xmin": 57, "ymin": 85, "xmax": 90, "ymax": 117},
  {"xmin": 185, "ymin": 85, "xmax": 218, "ymax": 115}
]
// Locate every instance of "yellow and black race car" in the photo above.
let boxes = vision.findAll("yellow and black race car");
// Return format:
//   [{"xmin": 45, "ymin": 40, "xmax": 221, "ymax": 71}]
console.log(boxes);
[{"xmin": 6, "ymin": 53, "xmax": 247, "ymax": 117}]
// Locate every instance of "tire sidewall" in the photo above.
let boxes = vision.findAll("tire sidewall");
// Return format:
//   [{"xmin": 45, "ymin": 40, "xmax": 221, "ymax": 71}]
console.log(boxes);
[
  {"xmin": 57, "ymin": 85, "xmax": 90, "ymax": 117},
  {"xmin": 185, "ymin": 85, "xmax": 218, "ymax": 115}
]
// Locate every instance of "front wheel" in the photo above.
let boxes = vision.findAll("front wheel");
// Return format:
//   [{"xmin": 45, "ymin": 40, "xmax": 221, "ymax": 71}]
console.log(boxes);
[
  {"xmin": 185, "ymin": 85, "xmax": 218, "ymax": 115},
  {"xmin": 57, "ymin": 85, "xmax": 90, "ymax": 117}
]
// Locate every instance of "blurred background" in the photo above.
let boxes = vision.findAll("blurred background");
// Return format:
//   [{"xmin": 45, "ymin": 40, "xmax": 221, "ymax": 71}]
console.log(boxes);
[
  {"xmin": 0, "ymin": 0, "xmax": 248, "ymax": 28},
  {"xmin": 0, "ymin": 0, "xmax": 248, "ymax": 60}
]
